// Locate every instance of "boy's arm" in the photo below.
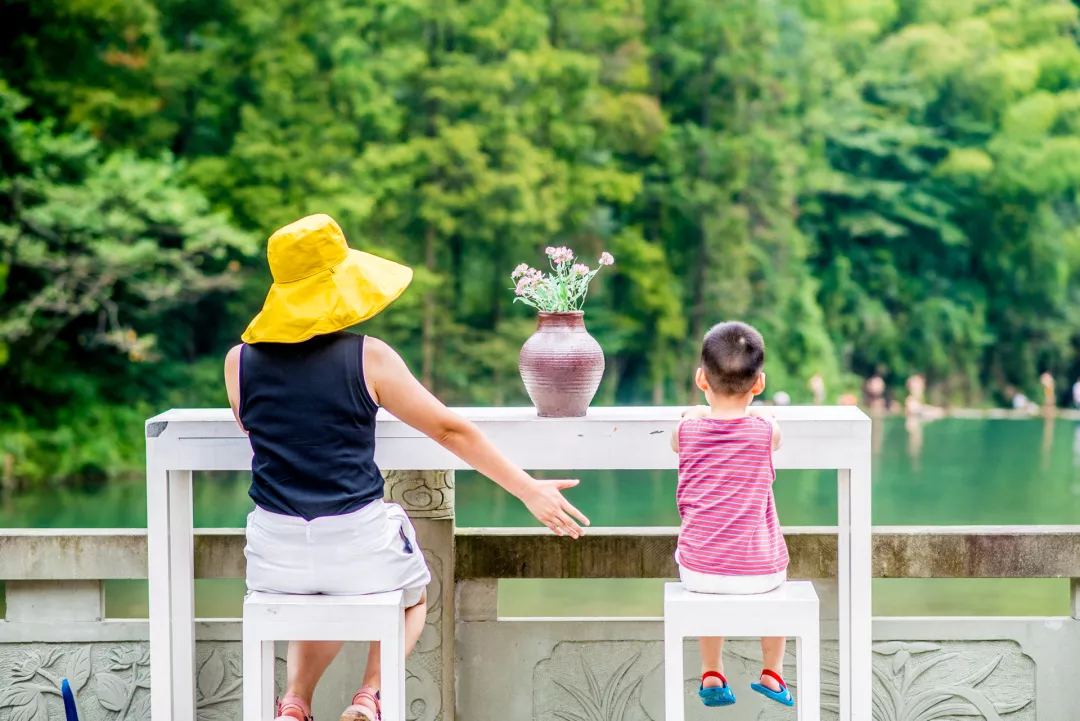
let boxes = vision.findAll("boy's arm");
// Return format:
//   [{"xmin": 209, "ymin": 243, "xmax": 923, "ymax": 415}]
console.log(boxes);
[
  {"xmin": 672, "ymin": 405, "xmax": 710, "ymax": 453},
  {"xmin": 747, "ymin": 407, "xmax": 782, "ymax": 451}
]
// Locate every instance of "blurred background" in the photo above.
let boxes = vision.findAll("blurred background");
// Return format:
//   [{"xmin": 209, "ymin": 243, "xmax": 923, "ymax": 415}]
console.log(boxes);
[{"xmin": 4, "ymin": 0, "xmax": 1080, "ymax": 615}]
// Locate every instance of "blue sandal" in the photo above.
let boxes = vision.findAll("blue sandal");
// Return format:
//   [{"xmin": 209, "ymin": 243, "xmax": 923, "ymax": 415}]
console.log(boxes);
[
  {"xmin": 750, "ymin": 669, "xmax": 794, "ymax": 707},
  {"xmin": 698, "ymin": 671, "xmax": 736, "ymax": 707}
]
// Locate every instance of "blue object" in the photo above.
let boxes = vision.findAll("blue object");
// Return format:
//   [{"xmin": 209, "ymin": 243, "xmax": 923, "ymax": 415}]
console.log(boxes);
[
  {"xmin": 699, "ymin": 684, "xmax": 737, "ymax": 707},
  {"xmin": 750, "ymin": 681, "xmax": 794, "ymax": 707},
  {"xmin": 61, "ymin": 679, "xmax": 79, "ymax": 721}
]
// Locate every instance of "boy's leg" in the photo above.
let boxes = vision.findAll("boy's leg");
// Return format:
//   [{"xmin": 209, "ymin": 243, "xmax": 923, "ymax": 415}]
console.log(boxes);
[
  {"xmin": 760, "ymin": 637, "xmax": 786, "ymax": 691},
  {"xmin": 700, "ymin": 636, "xmax": 726, "ymax": 687},
  {"xmin": 284, "ymin": 641, "xmax": 346, "ymax": 707}
]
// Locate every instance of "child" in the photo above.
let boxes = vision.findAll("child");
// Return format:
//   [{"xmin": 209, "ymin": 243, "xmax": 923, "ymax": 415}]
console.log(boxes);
[{"xmin": 670, "ymin": 321, "xmax": 793, "ymax": 709}]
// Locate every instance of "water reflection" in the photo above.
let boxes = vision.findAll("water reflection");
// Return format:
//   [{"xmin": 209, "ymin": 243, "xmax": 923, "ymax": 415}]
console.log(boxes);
[
  {"xmin": 4, "ymin": 419, "xmax": 1080, "ymax": 530},
  {"xmin": 905, "ymin": 416, "xmax": 924, "ymax": 470},
  {"xmin": 1042, "ymin": 414, "xmax": 1055, "ymax": 471}
]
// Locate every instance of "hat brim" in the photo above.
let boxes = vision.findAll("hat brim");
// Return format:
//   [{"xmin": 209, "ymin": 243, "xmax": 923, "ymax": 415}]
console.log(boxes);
[{"xmin": 241, "ymin": 249, "xmax": 413, "ymax": 344}]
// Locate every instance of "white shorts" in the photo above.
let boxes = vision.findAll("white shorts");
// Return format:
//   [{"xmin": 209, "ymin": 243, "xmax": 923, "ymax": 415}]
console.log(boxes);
[
  {"xmin": 679, "ymin": 565, "xmax": 787, "ymax": 595},
  {"xmin": 245, "ymin": 499, "xmax": 431, "ymax": 607}
]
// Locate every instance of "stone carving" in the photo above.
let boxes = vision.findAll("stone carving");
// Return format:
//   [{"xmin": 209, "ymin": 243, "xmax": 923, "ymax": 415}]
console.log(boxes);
[
  {"xmin": 534, "ymin": 641, "xmax": 662, "ymax": 721},
  {"xmin": 0, "ymin": 643, "xmax": 243, "ymax": 721},
  {"xmin": 870, "ymin": 641, "xmax": 1034, "ymax": 721},
  {"xmin": 385, "ymin": 471, "xmax": 455, "ymax": 518},
  {"xmin": 404, "ymin": 544, "xmax": 446, "ymax": 720},
  {"xmin": 406, "ymin": 663, "xmax": 441, "ymax": 721},
  {"xmin": 194, "ymin": 647, "xmax": 243, "ymax": 721},
  {"xmin": 416, "ymin": 548, "xmax": 444, "ymax": 654},
  {"xmin": 0, "ymin": 647, "xmax": 92, "ymax": 721},
  {"xmin": 96, "ymin": 646, "xmax": 151, "ymax": 720}
]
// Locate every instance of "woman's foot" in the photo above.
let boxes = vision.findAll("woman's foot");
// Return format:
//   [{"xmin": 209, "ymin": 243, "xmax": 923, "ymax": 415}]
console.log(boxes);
[
  {"xmin": 341, "ymin": 686, "xmax": 380, "ymax": 721},
  {"xmin": 276, "ymin": 692, "xmax": 312, "ymax": 721}
]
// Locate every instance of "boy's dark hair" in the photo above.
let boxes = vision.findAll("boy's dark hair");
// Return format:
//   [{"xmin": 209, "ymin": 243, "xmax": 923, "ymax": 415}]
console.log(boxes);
[{"xmin": 701, "ymin": 321, "xmax": 765, "ymax": 396}]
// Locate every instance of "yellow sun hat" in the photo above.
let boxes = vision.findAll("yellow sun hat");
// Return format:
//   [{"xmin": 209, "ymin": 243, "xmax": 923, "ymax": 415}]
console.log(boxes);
[{"xmin": 241, "ymin": 214, "xmax": 413, "ymax": 344}]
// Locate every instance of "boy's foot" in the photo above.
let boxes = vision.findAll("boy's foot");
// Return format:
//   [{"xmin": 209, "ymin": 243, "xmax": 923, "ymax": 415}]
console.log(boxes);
[
  {"xmin": 757, "ymin": 670, "xmax": 783, "ymax": 692},
  {"xmin": 341, "ymin": 686, "xmax": 380, "ymax": 721},
  {"xmin": 276, "ymin": 692, "xmax": 312, "ymax": 721},
  {"xmin": 750, "ymin": 670, "xmax": 794, "ymax": 707},
  {"xmin": 698, "ymin": 671, "xmax": 736, "ymax": 707}
]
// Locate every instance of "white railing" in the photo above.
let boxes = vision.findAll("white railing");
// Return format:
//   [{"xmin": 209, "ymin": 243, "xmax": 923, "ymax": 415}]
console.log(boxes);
[{"xmin": 144, "ymin": 406, "xmax": 871, "ymax": 721}]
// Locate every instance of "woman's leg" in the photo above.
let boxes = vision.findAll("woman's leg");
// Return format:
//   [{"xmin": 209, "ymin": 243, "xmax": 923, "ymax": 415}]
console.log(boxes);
[
  {"xmin": 285, "ymin": 641, "xmax": 345, "ymax": 707},
  {"xmin": 759, "ymin": 637, "xmax": 786, "ymax": 691},
  {"xmin": 361, "ymin": 590, "xmax": 428, "ymax": 689},
  {"xmin": 700, "ymin": 637, "xmax": 726, "ymax": 687}
]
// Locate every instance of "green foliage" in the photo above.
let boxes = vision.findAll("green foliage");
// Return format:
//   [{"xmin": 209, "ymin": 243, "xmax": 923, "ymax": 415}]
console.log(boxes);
[{"xmin": 5, "ymin": 0, "xmax": 1080, "ymax": 483}]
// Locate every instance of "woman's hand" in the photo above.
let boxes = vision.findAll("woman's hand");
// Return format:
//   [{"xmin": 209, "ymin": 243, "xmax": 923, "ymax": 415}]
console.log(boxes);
[{"xmin": 520, "ymin": 478, "xmax": 590, "ymax": 538}]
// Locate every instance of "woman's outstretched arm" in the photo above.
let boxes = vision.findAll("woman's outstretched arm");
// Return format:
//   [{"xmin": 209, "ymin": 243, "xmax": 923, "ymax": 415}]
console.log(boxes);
[{"xmin": 364, "ymin": 336, "xmax": 590, "ymax": 538}]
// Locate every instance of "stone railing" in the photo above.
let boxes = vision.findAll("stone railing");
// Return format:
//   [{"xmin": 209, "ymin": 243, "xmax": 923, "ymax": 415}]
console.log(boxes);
[{"xmin": 2, "ymin": 504, "xmax": 1077, "ymax": 720}]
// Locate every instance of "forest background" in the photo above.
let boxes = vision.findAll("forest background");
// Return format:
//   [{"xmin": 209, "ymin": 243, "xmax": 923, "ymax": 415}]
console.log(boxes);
[{"xmin": 4, "ymin": 0, "xmax": 1080, "ymax": 485}]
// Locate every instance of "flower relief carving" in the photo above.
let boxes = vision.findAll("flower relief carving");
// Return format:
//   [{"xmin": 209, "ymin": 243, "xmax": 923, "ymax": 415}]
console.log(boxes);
[
  {"xmin": 195, "ymin": 648, "xmax": 243, "ymax": 721},
  {"xmin": 534, "ymin": 642, "xmax": 662, "ymax": 721},
  {"xmin": 871, "ymin": 641, "xmax": 1033, "ymax": 721},
  {"xmin": 0, "ymin": 647, "xmax": 92, "ymax": 721}
]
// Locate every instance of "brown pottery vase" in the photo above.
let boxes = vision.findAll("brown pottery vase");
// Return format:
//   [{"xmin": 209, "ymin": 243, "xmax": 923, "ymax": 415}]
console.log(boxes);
[{"xmin": 519, "ymin": 311, "xmax": 605, "ymax": 417}]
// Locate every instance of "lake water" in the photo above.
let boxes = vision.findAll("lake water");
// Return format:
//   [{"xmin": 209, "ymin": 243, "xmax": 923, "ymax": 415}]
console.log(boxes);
[{"xmin": 3, "ymin": 417, "xmax": 1079, "ymax": 617}]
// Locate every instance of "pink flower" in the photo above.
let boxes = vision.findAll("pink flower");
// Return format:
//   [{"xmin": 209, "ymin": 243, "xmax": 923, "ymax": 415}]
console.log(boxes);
[
  {"xmin": 515, "ymin": 270, "xmax": 543, "ymax": 295},
  {"xmin": 572, "ymin": 263, "xmax": 590, "ymax": 276},
  {"xmin": 546, "ymin": 246, "xmax": 574, "ymax": 265},
  {"xmin": 512, "ymin": 263, "xmax": 530, "ymax": 280},
  {"xmin": 598, "ymin": 252, "xmax": 614, "ymax": 266}
]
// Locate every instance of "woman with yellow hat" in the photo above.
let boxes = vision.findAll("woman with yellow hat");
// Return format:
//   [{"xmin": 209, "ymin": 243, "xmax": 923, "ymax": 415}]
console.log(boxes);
[{"xmin": 224, "ymin": 215, "xmax": 589, "ymax": 721}]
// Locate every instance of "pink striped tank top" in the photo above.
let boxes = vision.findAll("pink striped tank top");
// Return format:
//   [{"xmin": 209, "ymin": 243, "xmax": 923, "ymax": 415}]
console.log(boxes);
[{"xmin": 676, "ymin": 416, "xmax": 789, "ymax": 576}]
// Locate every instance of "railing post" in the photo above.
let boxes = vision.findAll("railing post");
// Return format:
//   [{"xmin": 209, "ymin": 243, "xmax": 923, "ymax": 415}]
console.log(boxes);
[
  {"xmin": 385, "ymin": 470, "xmax": 455, "ymax": 721},
  {"xmin": 5, "ymin": 581, "xmax": 104, "ymax": 623},
  {"xmin": 1072, "ymin": 578, "xmax": 1080, "ymax": 620}
]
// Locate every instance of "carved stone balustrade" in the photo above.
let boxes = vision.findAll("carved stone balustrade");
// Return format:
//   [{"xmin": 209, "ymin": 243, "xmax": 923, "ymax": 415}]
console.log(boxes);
[{"xmin": 2, "ymin": 524, "xmax": 1078, "ymax": 720}]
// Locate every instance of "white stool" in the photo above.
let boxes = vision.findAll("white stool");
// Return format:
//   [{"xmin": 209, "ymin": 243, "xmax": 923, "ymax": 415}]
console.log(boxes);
[
  {"xmin": 243, "ymin": 590, "xmax": 406, "ymax": 721},
  {"xmin": 664, "ymin": 581, "xmax": 820, "ymax": 721}
]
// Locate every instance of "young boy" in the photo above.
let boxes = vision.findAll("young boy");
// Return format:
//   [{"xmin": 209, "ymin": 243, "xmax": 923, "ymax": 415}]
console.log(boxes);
[{"xmin": 670, "ymin": 321, "xmax": 793, "ymax": 709}]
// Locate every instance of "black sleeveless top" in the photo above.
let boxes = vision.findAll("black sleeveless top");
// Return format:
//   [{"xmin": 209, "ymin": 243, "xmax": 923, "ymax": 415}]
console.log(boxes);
[{"xmin": 239, "ymin": 332, "xmax": 383, "ymax": 520}]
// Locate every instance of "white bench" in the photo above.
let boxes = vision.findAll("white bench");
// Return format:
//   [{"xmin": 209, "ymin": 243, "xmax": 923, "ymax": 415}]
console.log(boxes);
[
  {"xmin": 664, "ymin": 581, "xmax": 820, "ymax": 720},
  {"xmin": 242, "ymin": 590, "xmax": 406, "ymax": 721}
]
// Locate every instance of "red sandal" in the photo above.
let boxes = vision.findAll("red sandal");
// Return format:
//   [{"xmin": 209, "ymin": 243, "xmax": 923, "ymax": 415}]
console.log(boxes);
[{"xmin": 341, "ymin": 686, "xmax": 380, "ymax": 721}]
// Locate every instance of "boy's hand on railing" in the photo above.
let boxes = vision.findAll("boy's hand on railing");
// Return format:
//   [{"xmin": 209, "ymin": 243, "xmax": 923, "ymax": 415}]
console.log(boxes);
[
  {"xmin": 746, "ymin": 406, "xmax": 774, "ymax": 419},
  {"xmin": 521, "ymin": 479, "xmax": 591, "ymax": 539},
  {"xmin": 682, "ymin": 405, "xmax": 711, "ymax": 420}
]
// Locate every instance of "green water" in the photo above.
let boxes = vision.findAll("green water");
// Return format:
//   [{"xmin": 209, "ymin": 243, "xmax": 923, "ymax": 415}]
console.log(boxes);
[{"xmin": 3, "ymin": 417, "xmax": 1079, "ymax": 617}]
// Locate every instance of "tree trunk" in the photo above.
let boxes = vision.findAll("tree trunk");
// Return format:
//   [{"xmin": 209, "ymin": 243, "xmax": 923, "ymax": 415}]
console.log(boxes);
[{"xmin": 421, "ymin": 224, "xmax": 437, "ymax": 389}]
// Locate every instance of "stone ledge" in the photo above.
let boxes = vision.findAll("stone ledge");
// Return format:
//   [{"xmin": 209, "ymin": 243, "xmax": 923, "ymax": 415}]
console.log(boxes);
[{"xmin": 3, "ymin": 527, "xmax": 1080, "ymax": 580}]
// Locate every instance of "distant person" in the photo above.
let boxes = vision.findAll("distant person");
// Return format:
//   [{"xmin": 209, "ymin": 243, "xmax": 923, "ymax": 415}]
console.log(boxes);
[
  {"xmin": 864, "ymin": 375, "xmax": 886, "ymax": 415},
  {"xmin": 1041, "ymin": 372, "xmax": 1056, "ymax": 409},
  {"xmin": 1012, "ymin": 391, "xmax": 1029, "ymax": 411},
  {"xmin": 224, "ymin": 215, "xmax": 588, "ymax": 721},
  {"xmin": 1073, "ymin": 379, "xmax": 1080, "ymax": 409},
  {"xmin": 904, "ymin": 373, "xmax": 943, "ymax": 419},
  {"xmin": 906, "ymin": 374, "xmax": 926, "ymax": 406},
  {"xmin": 671, "ymin": 322, "xmax": 795, "ymax": 710},
  {"xmin": 809, "ymin": 374, "xmax": 825, "ymax": 405},
  {"xmin": 838, "ymin": 392, "xmax": 859, "ymax": 406},
  {"xmin": 773, "ymin": 391, "xmax": 791, "ymax": 406}
]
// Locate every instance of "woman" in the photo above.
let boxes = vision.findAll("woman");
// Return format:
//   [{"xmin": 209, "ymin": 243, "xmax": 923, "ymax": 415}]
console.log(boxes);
[{"xmin": 224, "ymin": 214, "xmax": 589, "ymax": 721}]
